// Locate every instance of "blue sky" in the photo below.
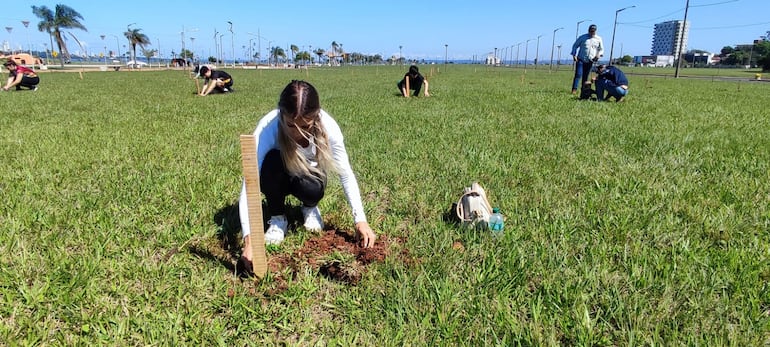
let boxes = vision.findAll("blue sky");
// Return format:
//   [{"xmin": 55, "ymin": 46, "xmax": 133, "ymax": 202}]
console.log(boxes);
[{"xmin": 2, "ymin": 0, "xmax": 768, "ymax": 62}]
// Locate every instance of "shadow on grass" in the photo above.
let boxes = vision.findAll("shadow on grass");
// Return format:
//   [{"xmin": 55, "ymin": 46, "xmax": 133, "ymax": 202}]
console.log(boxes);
[{"xmin": 186, "ymin": 202, "xmax": 305, "ymax": 277}]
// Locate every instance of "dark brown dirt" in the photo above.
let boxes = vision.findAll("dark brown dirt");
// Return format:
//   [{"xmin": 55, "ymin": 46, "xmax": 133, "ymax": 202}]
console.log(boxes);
[{"xmin": 264, "ymin": 229, "xmax": 400, "ymax": 289}]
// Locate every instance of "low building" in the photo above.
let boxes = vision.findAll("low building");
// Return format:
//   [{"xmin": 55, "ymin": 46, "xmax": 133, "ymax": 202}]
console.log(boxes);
[{"xmin": 633, "ymin": 55, "xmax": 675, "ymax": 67}]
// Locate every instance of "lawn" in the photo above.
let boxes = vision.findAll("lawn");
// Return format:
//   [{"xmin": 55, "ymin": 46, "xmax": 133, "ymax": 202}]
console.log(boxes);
[{"xmin": 1, "ymin": 65, "xmax": 768, "ymax": 345}]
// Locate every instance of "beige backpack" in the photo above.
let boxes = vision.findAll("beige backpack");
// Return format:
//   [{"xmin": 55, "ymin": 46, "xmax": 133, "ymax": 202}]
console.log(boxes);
[{"xmin": 455, "ymin": 182, "xmax": 493, "ymax": 229}]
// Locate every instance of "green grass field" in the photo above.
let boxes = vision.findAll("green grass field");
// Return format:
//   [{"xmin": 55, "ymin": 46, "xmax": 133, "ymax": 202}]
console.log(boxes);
[{"xmin": 1, "ymin": 65, "xmax": 769, "ymax": 345}]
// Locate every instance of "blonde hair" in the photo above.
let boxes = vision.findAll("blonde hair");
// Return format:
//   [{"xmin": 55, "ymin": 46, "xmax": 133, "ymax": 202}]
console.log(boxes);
[{"xmin": 277, "ymin": 80, "xmax": 337, "ymax": 179}]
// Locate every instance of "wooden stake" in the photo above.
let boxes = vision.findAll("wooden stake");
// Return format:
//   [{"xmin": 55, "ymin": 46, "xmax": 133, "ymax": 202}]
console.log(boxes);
[{"xmin": 240, "ymin": 135, "xmax": 267, "ymax": 278}]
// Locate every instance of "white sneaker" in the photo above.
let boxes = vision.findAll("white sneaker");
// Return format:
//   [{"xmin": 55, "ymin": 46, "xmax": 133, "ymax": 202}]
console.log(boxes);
[
  {"xmin": 301, "ymin": 206, "xmax": 324, "ymax": 231},
  {"xmin": 264, "ymin": 215, "xmax": 287, "ymax": 245}
]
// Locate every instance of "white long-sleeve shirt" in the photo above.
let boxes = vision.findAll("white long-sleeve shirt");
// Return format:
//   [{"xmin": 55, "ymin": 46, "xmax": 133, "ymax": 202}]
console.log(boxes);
[
  {"xmin": 571, "ymin": 33, "xmax": 604, "ymax": 62},
  {"xmin": 239, "ymin": 109, "xmax": 367, "ymax": 237}
]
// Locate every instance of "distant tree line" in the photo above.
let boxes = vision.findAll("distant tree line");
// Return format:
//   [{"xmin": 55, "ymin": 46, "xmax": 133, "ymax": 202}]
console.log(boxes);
[{"xmin": 717, "ymin": 30, "xmax": 770, "ymax": 71}]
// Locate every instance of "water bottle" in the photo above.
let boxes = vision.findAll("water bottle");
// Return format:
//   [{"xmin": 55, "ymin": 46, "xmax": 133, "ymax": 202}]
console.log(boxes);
[{"xmin": 488, "ymin": 207, "xmax": 504, "ymax": 234}]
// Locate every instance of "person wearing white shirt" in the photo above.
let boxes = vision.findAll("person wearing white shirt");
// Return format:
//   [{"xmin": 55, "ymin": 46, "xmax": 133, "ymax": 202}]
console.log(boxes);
[
  {"xmin": 238, "ymin": 80, "xmax": 376, "ymax": 273},
  {"xmin": 570, "ymin": 24, "xmax": 604, "ymax": 95}
]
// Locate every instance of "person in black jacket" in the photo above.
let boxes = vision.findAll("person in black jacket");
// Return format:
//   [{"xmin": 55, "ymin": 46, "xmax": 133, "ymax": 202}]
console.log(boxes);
[
  {"xmin": 397, "ymin": 65, "xmax": 430, "ymax": 97},
  {"xmin": 198, "ymin": 66, "xmax": 234, "ymax": 96},
  {"xmin": 595, "ymin": 64, "xmax": 629, "ymax": 102}
]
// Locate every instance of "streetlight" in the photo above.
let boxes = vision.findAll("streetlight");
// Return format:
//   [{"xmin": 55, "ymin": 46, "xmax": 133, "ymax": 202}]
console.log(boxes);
[
  {"xmin": 219, "ymin": 34, "xmax": 225, "ymax": 64},
  {"xmin": 5, "ymin": 27, "xmax": 13, "ymax": 54},
  {"xmin": 111, "ymin": 35, "xmax": 121, "ymax": 63},
  {"xmin": 247, "ymin": 31, "xmax": 267, "ymax": 64},
  {"xmin": 399, "ymin": 45, "xmax": 403, "ymax": 65},
  {"xmin": 180, "ymin": 26, "xmax": 198, "ymax": 66},
  {"xmin": 213, "ymin": 30, "xmax": 219, "ymax": 64},
  {"xmin": 248, "ymin": 38, "xmax": 256, "ymax": 64},
  {"xmin": 610, "ymin": 5, "xmax": 635, "ymax": 65},
  {"xmin": 515, "ymin": 42, "xmax": 522, "ymax": 66},
  {"xmin": 100, "ymin": 34, "xmax": 106, "ymax": 64},
  {"xmin": 444, "ymin": 44, "xmax": 448, "ymax": 66},
  {"xmin": 524, "ymin": 39, "xmax": 533, "ymax": 67},
  {"xmin": 550, "ymin": 27, "xmax": 564, "ymax": 70},
  {"xmin": 574, "ymin": 19, "xmax": 591, "ymax": 71},
  {"xmin": 227, "ymin": 21, "xmax": 234, "ymax": 66},
  {"xmin": 674, "ymin": 0, "xmax": 691, "ymax": 78},
  {"xmin": 534, "ymin": 35, "xmax": 543, "ymax": 68},
  {"xmin": 22, "ymin": 21, "xmax": 31, "ymax": 56},
  {"xmin": 190, "ymin": 37, "xmax": 195, "ymax": 62},
  {"xmin": 576, "ymin": 19, "xmax": 591, "ymax": 39}
]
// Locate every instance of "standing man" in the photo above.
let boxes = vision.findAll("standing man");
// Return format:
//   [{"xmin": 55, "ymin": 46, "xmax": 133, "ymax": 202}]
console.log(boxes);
[
  {"xmin": 595, "ymin": 64, "xmax": 629, "ymax": 102},
  {"xmin": 570, "ymin": 24, "xmax": 604, "ymax": 95}
]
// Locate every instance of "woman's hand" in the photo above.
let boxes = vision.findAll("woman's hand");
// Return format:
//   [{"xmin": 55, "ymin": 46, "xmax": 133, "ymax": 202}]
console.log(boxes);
[{"xmin": 355, "ymin": 221, "xmax": 376, "ymax": 248}]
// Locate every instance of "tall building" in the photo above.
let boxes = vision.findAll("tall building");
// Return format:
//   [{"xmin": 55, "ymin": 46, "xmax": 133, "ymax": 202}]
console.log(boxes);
[{"xmin": 651, "ymin": 20, "xmax": 690, "ymax": 56}]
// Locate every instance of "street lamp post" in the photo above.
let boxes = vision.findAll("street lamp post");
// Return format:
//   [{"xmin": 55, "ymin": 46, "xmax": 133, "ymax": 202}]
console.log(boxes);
[
  {"xmin": 100, "ymin": 34, "xmax": 106, "ymax": 64},
  {"xmin": 190, "ymin": 37, "xmax": 195, "ymax": 62},
  {"xmin": 610, "ymin": 5, "xmax": 635, "ymax": 65},
  {"xmin": 550, "ymin": 27, "xmax": 564, "ymax": 71},
  {"xmin": 399, "ymin": 45, "xmax": 403, "ymax": 65},
  {"xmin": 249, "ymin": 38, "xmax": 255, "ymax": 64},
  {"xmin": 112, "ymin": 35, "xmax": 121, "ymax": 63},
  {"xmin": 219, "ymin": 34, "xmax": 224, "ymax": 64},
  {"xmin": 5, "ymin": 27, "xmax": 13, "ymax": 54},
  {"xmin": 576, "ymin": 19, "xmax": 591, "ymax": 40},
  {"xmin": 575, "ymin": 19, "xmax": 591, "ymax": 71},
  {"xmin": 524, "ymin": 39, "xmax": 533, "ymax": 68},
  {"xmin": 516, "ymin": 42, "xmax": 522, "ymax": 66},
  {"xmin": 227, "ymin": 21, "xmax": 234, "ymax": 66},
  {"xmin": 22, "ymin": 21, "xmax": 31, "ymax": 56},
  {"xmin": 444, "ymin": 44, "xmax": 448, "ymax": 66},
  {"xmin": 674, "ymin": 0, "xmax": 690, "ymax": 78},
  {"xmin": 534, "ymin": 35, "xmax": 542, "ymax": 68}
]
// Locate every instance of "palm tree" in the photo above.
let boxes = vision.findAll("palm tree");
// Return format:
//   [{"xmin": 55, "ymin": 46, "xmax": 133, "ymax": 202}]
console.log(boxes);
[
  {"xmin": 330, "ymin": 41, "xmax": 340, "ymax": 65},
  {"xmin": 270, "ymin": 46, "xmax": 285, "ymax": 66},
  {"xmin": 290, "ymin": 44, "xmax": 299, "ymax": 63},
  {"xmin": 124, "ymin": 28, "xmax": 151, "ymax": 68},
  {"xmin": 31, "ymin": 4, "xmax": 87, "ymax": 67},
  {"xmin": 315, "ymin": 48, "xmax": 325, "ymax": 65}
]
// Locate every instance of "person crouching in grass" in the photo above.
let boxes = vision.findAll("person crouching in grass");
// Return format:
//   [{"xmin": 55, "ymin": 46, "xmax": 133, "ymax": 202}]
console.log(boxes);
[{"xmin": 2, "ymin": 61, "xmax": 39, "ymax": 91}]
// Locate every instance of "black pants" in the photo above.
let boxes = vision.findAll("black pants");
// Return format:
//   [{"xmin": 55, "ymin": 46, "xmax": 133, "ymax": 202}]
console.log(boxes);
[
  {"xmin": 260, "ymin": 149, "xmax": 326, "ymax": 216},
  {"xmin": 397, "ymin": 79, "xmax": 421, "ymax": 96},
  {"xmin": 17, "ymin": 76, "xmax": 39, "ymax": 90}
]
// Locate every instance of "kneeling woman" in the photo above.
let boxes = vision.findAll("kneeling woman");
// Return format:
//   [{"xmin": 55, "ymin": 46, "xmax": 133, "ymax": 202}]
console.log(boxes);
[{"xmin": 239, "ymin": 80, "xmax": 377, "ymax": 263}]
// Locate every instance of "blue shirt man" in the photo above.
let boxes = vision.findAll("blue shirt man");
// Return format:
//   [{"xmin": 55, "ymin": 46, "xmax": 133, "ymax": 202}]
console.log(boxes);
[
  {"xmin": 595, "ymin": 64, "xmax": 629, "ymax": 102},
  {"xmin": 570, "ymin": 24, "xmax": 604, "ymax": 94}
]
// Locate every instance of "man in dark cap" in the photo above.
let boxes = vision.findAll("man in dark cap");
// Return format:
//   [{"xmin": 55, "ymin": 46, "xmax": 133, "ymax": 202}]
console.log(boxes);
[
  {"xmin": 595, "ymin": 64, "xmax": 629, "ymax": 102},
  {"xmin": 570, "ymin": 24, "xmax": 604, "ymax": 95}
]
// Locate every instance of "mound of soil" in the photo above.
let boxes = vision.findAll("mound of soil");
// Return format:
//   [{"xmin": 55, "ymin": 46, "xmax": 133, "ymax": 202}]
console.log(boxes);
[{"xmin": 235, "ymin": 230, "xmax": 406, "ymax": 294}]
